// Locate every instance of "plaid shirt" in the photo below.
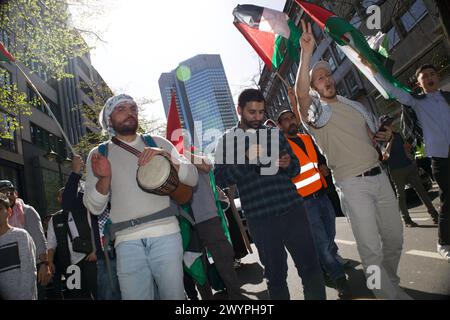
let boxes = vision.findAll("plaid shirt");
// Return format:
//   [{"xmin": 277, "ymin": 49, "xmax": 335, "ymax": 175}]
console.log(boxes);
[{"xmin": 213, "ymin": 124, "xmax": 301, "ymax": 219}]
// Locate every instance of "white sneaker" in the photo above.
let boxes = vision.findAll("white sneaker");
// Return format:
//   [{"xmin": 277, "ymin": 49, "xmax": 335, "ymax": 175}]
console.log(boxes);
[{"xmin": 437, "ymin": 244, "xmax": 450, "ymax": 262}]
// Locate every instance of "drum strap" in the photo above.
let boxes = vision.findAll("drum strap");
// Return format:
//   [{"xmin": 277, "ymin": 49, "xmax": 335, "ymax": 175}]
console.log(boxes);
[
  {"xmin": 111, "ymin": 137, "xmax": 143, "ymax": 157},
  {"xmin": 97, "ymin": 135, "xmax": 156, "ymax": 158},
  {"xmin": 110, "ymin": 135, "xmax": 160, "ymax": 157},
  {"xmin": 106, "ymin": 201, "xmax": 195, "ymax": 242}
]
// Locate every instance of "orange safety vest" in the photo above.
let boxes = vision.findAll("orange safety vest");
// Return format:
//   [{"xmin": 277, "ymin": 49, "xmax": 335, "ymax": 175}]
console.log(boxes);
[{"xmin": 288, "ymin": 134, "xmax": 327, "ymax": 197}]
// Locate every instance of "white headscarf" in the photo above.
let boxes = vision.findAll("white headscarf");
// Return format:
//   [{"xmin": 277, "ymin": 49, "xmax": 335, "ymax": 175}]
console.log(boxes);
[{"xmin": 99, "ymin": 94, "xmax": 137, "ymax": 137}]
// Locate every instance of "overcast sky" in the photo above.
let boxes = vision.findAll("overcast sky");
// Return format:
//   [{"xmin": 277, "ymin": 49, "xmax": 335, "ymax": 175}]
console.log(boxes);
[{"xmin": 74, "ymin": 0, "xmax": 285, "ymax": 122}]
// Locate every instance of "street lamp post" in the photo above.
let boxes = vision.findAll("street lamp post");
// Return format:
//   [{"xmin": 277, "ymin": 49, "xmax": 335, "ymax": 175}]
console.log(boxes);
[{"xmin": 45, "ymin": 149, "xmax": 72, "ymax": 188}]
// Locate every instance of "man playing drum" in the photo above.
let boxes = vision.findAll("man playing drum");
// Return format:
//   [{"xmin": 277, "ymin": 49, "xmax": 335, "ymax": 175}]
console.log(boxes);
[{"xmin": 83, "ymin": 94, "xmax": 198, "ymax": 300}]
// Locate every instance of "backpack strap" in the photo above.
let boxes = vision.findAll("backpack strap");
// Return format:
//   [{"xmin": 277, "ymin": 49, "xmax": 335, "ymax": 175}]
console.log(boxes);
[
  {"xmin": 141, "ymin": 134, "xmax": 157, "ymax": 148},
  {"xmin": 98, "ymin": 140, "xmax": 110, "ymax": 158}
]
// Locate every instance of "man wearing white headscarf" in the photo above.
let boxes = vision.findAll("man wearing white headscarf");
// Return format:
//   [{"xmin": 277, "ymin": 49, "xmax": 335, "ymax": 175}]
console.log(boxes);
[{"xmin": 83, "ymin": 94, "xmax": 198, "ymax": 300}]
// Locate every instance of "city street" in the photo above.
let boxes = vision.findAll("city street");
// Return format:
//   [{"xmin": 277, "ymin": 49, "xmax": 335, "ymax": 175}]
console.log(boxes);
[{"xmin": 233, "ymin": 184, "xmax": 450, "ymax": 300}]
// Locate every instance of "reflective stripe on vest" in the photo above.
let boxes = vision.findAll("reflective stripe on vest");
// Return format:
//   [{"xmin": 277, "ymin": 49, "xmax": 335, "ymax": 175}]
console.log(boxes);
[{"xmin": 288, "ymin": 134, "xmax": 327, "ymax": 197}]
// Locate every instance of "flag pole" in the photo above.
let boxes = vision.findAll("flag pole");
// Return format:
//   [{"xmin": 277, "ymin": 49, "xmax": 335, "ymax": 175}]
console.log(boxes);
[
  {"xmin": 274, "ymin": 71, "xmax": 290, "ymax": 88},
  {"xmin": 15, "ymin": 63, "xmax": 77, "ymax": 156}
]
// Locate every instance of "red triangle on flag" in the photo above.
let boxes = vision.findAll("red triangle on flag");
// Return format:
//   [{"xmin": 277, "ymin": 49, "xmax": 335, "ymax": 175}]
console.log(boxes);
[
  {"xmin": 234, "ymin": 22, "xmax": 276, "ymax": 71},
  {"xmin": 295, "ymin": 0, "xmax": 335, "ymax": 31},
  {"xmin": 166, "ymin": 90, "xmax": 184, "ymax": 154},
  {"xmin": 0, "ymin": 41, "xmax": 15, "ymax": 62}
]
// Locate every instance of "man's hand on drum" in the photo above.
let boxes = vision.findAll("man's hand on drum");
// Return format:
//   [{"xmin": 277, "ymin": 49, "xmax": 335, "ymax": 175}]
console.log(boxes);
[
  {"xmin": 91, "ymin": 153, "xmax": 112, "ymax": 178},
  {"xmin": 138, "ymin": 147, "xmax": 172, "ymax": 167}
]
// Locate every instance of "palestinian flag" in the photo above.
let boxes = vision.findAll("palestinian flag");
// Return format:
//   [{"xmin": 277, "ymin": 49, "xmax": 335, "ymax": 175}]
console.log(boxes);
[
  {"xmin": 165, "ymin": 90, "xmax": 206, "ymax": 284},
  {"xmin": 179, "ymin": 204, "xmax": 207, "ymax": 285},
  {"xmin": 295, "ymin": 0, "xmax": 410, "ymax": 99},
  {"xmin": 166, "ymin": 90, "xmax": 184, "ymax": 154},
  {"xmin": 0, "ymin": 42, "xmax": 15, "ymax": 62},
  {"xmin": 233, "ymin": 4, "xmax": 301, "ymax": 71}
]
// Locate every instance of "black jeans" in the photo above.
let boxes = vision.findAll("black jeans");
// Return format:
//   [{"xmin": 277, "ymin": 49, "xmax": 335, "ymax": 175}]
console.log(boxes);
[
  {"xmin": 246, "ymin": 201, "xmax": 326, "ymax": 300},
  {"xmin": 432, "ymin": 154, "xmax": 449, "ymax": 245}
]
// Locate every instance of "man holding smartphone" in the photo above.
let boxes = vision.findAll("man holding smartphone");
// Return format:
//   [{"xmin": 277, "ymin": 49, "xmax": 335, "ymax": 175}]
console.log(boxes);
[{"xmin": 214, "ymin": 88, "xmax": 325, "ymax": 300}]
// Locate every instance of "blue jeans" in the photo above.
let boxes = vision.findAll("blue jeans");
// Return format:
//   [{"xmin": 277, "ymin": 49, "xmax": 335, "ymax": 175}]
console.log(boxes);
[
  {"xmin": 304, "ymin": 195, "xmax": 345, "ymax": 281},
  {"xmin": 97, "ymin": 257, "xmax": 121, "ymax": 300},
  {"xmin": 115, "ymin": 232, "xmax": 185, "ymax": 300},
  {"xmin": 246, "ymin": 201, "xmax": 326, "ymax": 300}
]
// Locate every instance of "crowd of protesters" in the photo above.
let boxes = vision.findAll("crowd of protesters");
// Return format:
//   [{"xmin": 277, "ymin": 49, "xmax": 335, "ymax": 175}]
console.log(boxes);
[{"xmin": 1, "ymin": 19, "xmax": 448, "ymax": 301}]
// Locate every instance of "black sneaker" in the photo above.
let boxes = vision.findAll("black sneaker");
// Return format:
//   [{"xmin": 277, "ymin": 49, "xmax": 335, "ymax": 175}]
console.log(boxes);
[
  {"xmin": 404, "ymin": 220, "xmax": 419, "ymax": 227},
  {"xmin": 431, "ymin": 215, "xmax": 439, "ymax": 224},
  {"xmin": 335, "ymin": 277, "xmax": 352, "ymax": 300}
]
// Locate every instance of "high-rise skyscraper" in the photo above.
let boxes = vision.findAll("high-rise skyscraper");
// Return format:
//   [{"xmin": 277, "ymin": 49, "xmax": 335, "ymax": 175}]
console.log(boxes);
[{"xmin": 158, "ymin": 54, "xmax": 238, "ymax": 151}]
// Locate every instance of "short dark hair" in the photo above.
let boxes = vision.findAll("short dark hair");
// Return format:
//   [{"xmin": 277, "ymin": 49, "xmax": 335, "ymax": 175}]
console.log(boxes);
[
  {"xmin": 415, "ymin": 64, "xmax": 437, "ymax": 78},
  {"xmin": 0, "ymin": 194, "xmax": 10, "ymax": 210},
  {"xmin": 238, "ymin": 88, "xmax": 265, "ymax": 109}
]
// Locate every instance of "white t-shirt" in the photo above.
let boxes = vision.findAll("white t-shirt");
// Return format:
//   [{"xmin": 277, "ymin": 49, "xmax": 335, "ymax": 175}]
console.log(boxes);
[{"xmin": 83, "ymin": 135, "xmax": 198, "ymax": 246}]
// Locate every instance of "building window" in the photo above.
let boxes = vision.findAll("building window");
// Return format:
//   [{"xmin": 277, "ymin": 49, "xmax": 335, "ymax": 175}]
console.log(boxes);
[
  {"xmin": 28, "ymin": 60, "xmax": 48, "ymax": 82},
  {"xmin": 345, "ymin": 72, "xmax": 359, "ymax": 95},
  {"xmin": 78, "ymin": 78, "xmax": 94, "ymax": 99},
  {"xmin": 0, "ymin": 67, "xmax": 12, "ymax": 86},
  {"xmin": 332, "ymin": 43, "xmax": 346, "ymax": 64},
  {"xmin": 0, "ymin": 29, "xmax": 11, "ymax": 49},
  {"xmin": 41, "ymin": 167, "xmax": 67, "ymax": 215},
  {"xmin": 322, "ymin": 49, "xmax": 337, "ymax": 72},
  {"xmin": 362, "ymin": 0, "xmax": 382, "ymax": 9},
  {"xmin": 30, "ymin": 123, "xmax": 66, "ymax": 156},
  {"xmin": 336, "ymin": 82, "xmax": 348, "ymax": 97},
  {"xmin": 0, "ymin": 112, "xmax": 17, "ymax": 153},
  {"xmin": 288, "ymin": 70, "xmax": 295, "ymax": 86},
  {"xmin": 400, "ymin": 0, "xmax": 428, "ymax": 32},
  {"xmin": 387, "ymin": 25, "xmax": 401, "ymax": 50},
  {"xmin": 312, "ymin": 23, "xmax": 324, "ymax": 42},
  {"xmin": 27, "ymin": 86, "xmax": 62, "ymax": 123},
  {"xmin": 350, "ymin": 13, "xmax": 361, "ymax": 29}
]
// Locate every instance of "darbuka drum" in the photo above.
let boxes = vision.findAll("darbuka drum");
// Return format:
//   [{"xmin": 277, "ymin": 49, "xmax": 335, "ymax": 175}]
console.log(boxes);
[{"xmin": 136, "ymin": 154, "xmax": 193, "ymax": 204}]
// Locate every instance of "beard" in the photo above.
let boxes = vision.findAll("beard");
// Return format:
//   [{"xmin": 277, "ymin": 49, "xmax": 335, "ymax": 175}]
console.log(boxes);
[
  {"xmin": 112, "ymin": 116, "xmax": 138, "ymax": 136},
  {"xmin": 317, "ymin": 84, "xmax": 337, "ymax": 99},
  {"xmin": 242, "ymin": 118, "xmax": 263, "ymax": 130},
  {"xmin": 287, "ymin": 124, "xmax": 298, "ymax": 136}
]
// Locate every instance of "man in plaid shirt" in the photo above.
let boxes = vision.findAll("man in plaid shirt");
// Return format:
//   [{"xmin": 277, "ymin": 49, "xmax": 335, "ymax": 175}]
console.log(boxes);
[{"xmin": 214, "ymin": 88, "xmax": 325, "ymax": 300}]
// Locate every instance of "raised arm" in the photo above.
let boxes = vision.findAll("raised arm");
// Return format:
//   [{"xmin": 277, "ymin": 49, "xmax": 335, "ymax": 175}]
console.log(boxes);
[
  {"xmin": 287, "ymin": 87, "xmax": 301, "ymax": 124},
  {"xmin": 62, "ymin": 155, "xmax": 84, "ymax": 213},
  {"xmin": 295, "ymin": 20, "xmax": 315, "ymax": 120}
]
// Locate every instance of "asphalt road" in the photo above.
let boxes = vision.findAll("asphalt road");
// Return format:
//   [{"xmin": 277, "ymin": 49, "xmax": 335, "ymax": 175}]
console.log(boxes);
[{"xmin": 234, "ymin": 184, "xmax": 450, "ymax": 300}]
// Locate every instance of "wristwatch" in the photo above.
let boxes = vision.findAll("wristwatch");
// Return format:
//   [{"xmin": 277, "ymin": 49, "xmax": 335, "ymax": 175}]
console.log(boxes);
[{"xmin": 40, "ymin": 261, "xmax": 49, "ymax": 266}]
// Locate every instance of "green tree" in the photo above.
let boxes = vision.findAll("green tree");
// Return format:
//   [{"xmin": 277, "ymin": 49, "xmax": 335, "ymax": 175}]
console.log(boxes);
[
  {"xmin": 0, "ymin": 0, "xmax": 109, "ymax": 144},
  {"xmin": 0, "ymin": 68, "xmax": 31, "ymax": 140}
]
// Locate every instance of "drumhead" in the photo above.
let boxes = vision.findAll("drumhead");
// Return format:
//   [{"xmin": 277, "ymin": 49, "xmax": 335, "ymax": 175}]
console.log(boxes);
[{"xmin": 137, "ymin": 155, "xmax": 171, "ymax": 190}]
